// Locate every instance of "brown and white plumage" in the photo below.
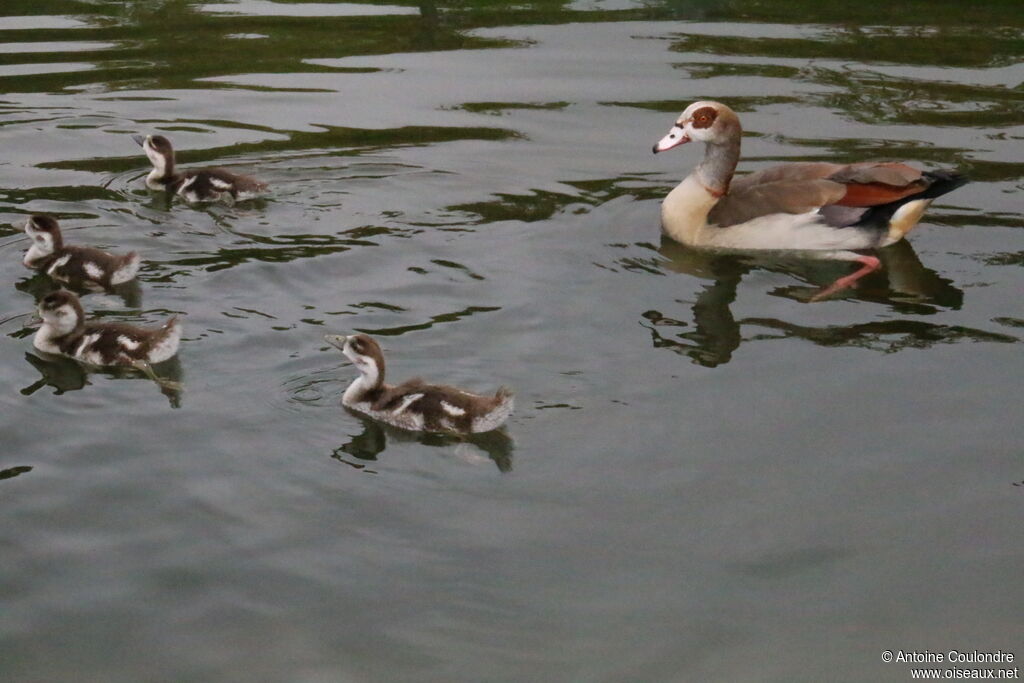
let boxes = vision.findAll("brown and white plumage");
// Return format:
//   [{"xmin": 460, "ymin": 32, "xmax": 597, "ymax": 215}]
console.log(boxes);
[
  {"xmin": 132, "ymin": 134, "xmax": 268, "ymax": 204},
  {"xmin": 325, "ymin": 333, "xmax": 514, "ymax": 434},
  {"xmin": 653, "ymin": 101, "xmax": 967, "ymax": 297},
  {"xmin": 34, "ymin": 290, "xmax": 181, "ymax": 368},
  {"xmin": 22, "ymin": 214, "xmax": 140, "ymax": 289}
]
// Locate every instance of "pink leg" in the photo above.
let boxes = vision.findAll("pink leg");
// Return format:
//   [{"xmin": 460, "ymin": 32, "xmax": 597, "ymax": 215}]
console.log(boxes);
[{"xmin": 810, "ymin": 255, "xmax": 881, "ymax": 301}]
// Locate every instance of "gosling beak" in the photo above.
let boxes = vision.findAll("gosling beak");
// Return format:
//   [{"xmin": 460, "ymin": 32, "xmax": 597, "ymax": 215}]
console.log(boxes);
[
  {"xmin": 131, "ymin": 134, "xmax": 147, "ymax": 147},
  {"xmin": 652, "ymin": 125, "xmax": 690, "ymax": 154},
  {"xmin": 324, "ymin": 334, "xmax": 348, "ymax": 351}
]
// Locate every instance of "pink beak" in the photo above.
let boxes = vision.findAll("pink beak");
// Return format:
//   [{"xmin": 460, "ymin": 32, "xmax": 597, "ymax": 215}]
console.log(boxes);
[{"xmin": 652, "ymin": 125, "xmax": 690, "ymax": 154}]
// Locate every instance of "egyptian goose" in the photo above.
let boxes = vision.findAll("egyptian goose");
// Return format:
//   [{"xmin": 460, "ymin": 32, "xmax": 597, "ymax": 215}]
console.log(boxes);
[
  {"xmin": 325, "ymin": 333, "xmax": 514, "ymax": 434},
  {"xmin": 132, "ymin": 134, "xmax": 268, "ymax": 203},
  {"xmin": 653, "ymin": 101, "xmax": 967, "ymax": 298},
  {"xmin": 34, "ymin": 290, "xmax": 182, "ymax": 389},
  {"xmin": 22, "ymin": 214, "xmax": 140, "ymax": 289}
]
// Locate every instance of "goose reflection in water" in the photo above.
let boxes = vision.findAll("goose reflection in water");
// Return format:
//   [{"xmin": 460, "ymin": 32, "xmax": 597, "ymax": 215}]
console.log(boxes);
[
  {"xmin": 332, "ymin": 415, "xmax": 514, "ymax": 473},
  {"xmin": 640, "ymin": 237, "xmax": 1013, "ymax": 367},
  {"xmin": 21, "ymin": 351, "xmax": 184, "ymax": 408},
  {"xmin": 17, "ymin": 270, "xmax": 143, "ymax": 310}
]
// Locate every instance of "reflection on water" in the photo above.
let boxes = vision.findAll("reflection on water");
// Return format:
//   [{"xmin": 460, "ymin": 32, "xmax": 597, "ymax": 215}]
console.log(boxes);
[
  {"xmin": 21, "ymin": 351, "xmax": 88, "ymax": 395},
  {"xmin": 0, "ymin": 0, "xmax": 527, "ymax": 94},
  {"xmin": 42, "ymin": 125, "xmax": 519, "ymax": 177},
  {"xmin": 0, "ymin": 465, "xmax": 32, "ymax": 481},
  {"xmin": 652, "ymin": 236, "xmax": 965, "ymax": 307},
  {"xmin": 360, "ymin": 305, "xmax": 502, "ymax": 336},
  {"xmin": 163, "ymin": 228, "xmax": 377, "ymax": 272},
  {"xmin": 667, "ymin": 27, "xmax": 1021, "ymax": 70},
  {"xmin": 21, "ymin": 350, "xmax": 184, "ymax": 407},
  {"xmin": 636, "ymin": 238, "xmax": 1015, "ymax": 367},
  {"xmin": 333, "ymin": 414, "xmax": 514, "ymax": 473},
  {"xmin": 740, "ymin": 317, "xmax": 1017, "ymax": 353},
  {"xmin": 451, "ymin": 174, "xmax": 665, "ymax": 225},
  {"xmin": 640, "ymin": 253, "xmax": 745, "ymax": 368},
  {"xmin": 16, "ymin": 269, "xmax": 143, "ymax": 308}
]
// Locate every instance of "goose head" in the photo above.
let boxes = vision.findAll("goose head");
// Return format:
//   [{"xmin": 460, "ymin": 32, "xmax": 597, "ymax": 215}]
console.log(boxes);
[
  {"xmin": 24, "ymin": 214, "xmax": 63, "ymax": 258},
  {"xmin": 132, "ymin": 134, "xmax": 176, "ymax": 175},
  {"xmin": 38, "ymin": 290, "xmax": 84, "ymax": 337},
  {"xmin": 653, "ymin": 100, "xmax": 741, "ymax": 153},
  {"xmin": 326, "ymin": 333, "xmax": 386, "ymax": 388}
]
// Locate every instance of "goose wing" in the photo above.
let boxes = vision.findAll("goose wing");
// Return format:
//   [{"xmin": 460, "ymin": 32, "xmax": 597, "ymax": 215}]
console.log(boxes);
[
  {"xmin": 372, "ymin": 377, "xmax": 427, "ymax": 411},
  {"xmin": 710, "ymin": 162, "xmax": 929, "ymax": 228}
]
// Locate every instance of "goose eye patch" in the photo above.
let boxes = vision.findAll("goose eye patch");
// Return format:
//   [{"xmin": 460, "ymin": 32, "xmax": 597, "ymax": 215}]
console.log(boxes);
[{"xmin": 691, "ymin": 106, "xmax": 718, "ymax": 129}]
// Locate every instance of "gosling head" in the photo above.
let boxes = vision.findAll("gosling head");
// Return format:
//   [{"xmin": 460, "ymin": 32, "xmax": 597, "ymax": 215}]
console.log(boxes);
[
  {"xmin": 38, "ymin": 289, "xmax": 84, "ymax": 336},
  {"xmin": 23, "ymin": 214, "xmax": 63, "ymax": 264},
  {"xmin": 325, "ymin": 333, "xmax": 386, "ymax": 386},
  {"xmin": 132, "ymin": 133, "xmax": 176, "ymax": 175}
]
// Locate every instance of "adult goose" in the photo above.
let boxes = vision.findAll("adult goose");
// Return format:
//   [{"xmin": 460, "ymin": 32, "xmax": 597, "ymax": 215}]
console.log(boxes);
[{"xmin": 653, "ymin": 101, "xmax": 966, "ymax": 298}]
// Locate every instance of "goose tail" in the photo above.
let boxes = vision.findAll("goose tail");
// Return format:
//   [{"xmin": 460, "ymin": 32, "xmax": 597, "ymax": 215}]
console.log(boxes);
[
  {"xmin": 884, "ymin": 170, "xmax": 968, "ymax": 243},
  {"xmin": 471, "ymin": 386, "xmax": 515, "ymax": 433},
  {"xmin": 146, "ymin": 316, "xmax": 182, "ymax": 364},
  {"xmin": 111, "ymin": 251, "xmax": 141, "ymax": 285}
]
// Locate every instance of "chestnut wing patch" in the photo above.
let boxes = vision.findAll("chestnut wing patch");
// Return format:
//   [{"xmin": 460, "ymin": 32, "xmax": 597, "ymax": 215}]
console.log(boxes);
[{"xmin": 829, "ymin": 162, "xmax": 927, "ymax": 208}]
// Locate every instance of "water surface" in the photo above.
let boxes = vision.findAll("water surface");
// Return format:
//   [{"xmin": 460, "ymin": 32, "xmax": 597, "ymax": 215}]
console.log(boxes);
[{"xmin": 1, "ymin": 2, "xmax": 1022, "ymax": 681}]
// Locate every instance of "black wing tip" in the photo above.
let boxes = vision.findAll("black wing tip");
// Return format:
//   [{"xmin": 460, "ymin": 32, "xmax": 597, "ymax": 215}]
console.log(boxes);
[{"xmin": 922, "ymin": 170, "xmax": 969, "ymax": 199}]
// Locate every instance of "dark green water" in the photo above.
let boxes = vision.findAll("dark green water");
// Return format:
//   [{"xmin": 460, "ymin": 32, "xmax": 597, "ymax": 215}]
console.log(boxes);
[{"xmin": 1, "ymin": 2, "xmax": 1022, "ymax": 680}]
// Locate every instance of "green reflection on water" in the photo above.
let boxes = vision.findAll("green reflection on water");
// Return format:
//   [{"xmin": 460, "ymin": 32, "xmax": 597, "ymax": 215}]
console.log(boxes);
[
  {"xmin": 41, "ymin": 124, "xmax": 518, "ymax": 174},
  {"xmin": 0, "ymin": 0, "xmax": 671, "ymax": 94},
  {"xmin": 668, "ymin": 29, "xmax": 1021, "ymax": 69}
]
